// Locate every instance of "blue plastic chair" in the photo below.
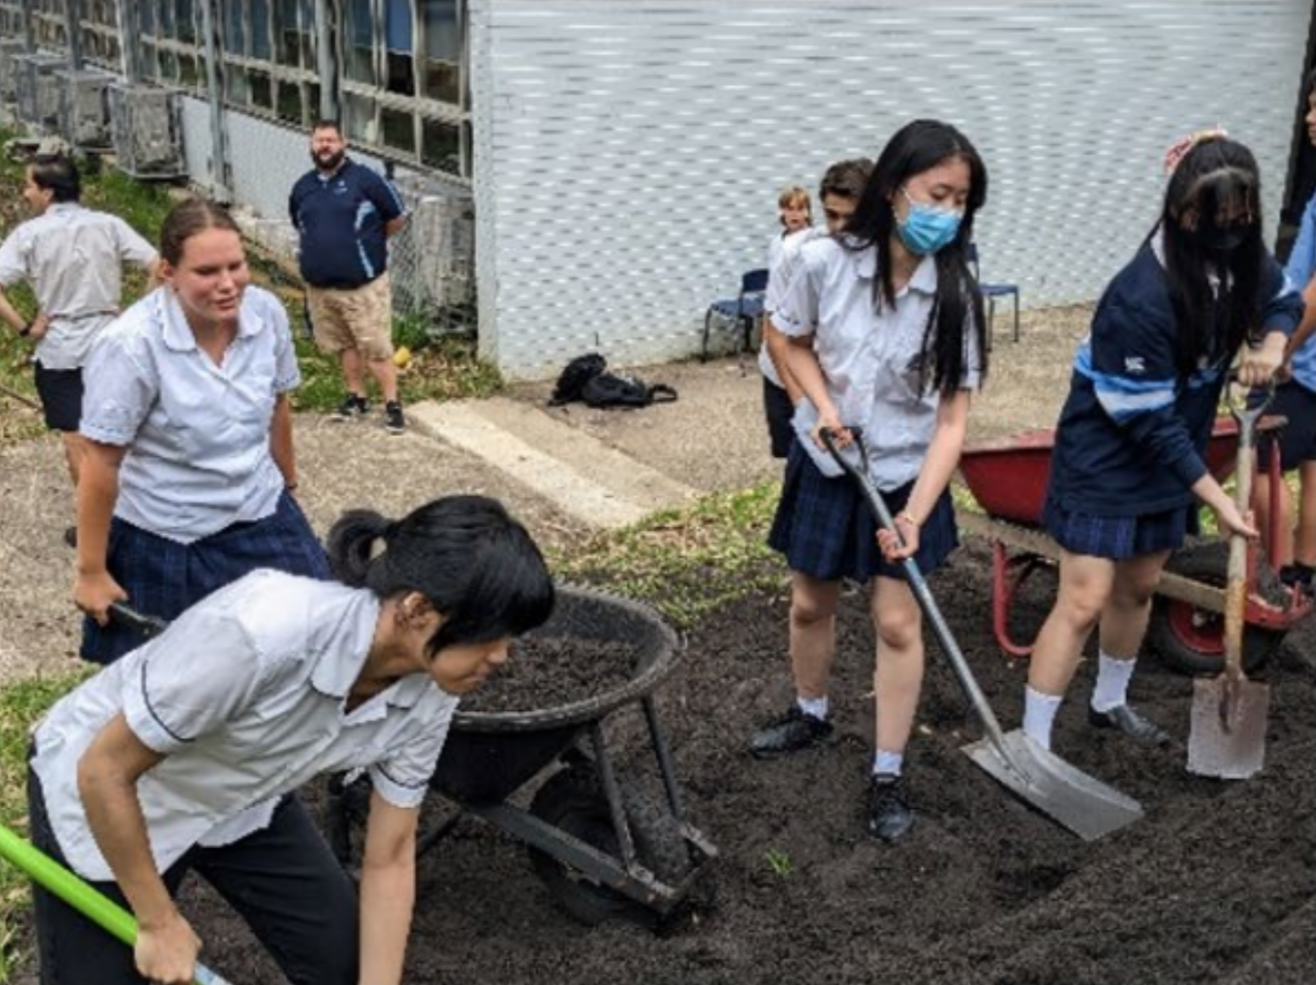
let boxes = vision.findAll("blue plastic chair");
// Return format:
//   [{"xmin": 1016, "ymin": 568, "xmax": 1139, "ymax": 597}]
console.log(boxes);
[
  {"xmin": 968, "ymin": 243, "xmax": 1020, "ymax": 348},
  {"xmin": 701, "ymin": 268, "xmax": 769, "ymax": 361}
]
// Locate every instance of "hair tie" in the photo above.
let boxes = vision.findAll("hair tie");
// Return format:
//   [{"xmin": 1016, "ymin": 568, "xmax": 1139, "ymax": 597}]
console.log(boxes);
[{"xmin": 1163, "ymin": 127, "xmax": 1229, "ymax": 176}]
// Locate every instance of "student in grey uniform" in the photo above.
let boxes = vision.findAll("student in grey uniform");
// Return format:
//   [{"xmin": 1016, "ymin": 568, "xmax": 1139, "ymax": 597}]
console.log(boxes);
[
  {"xmin": 73, "ymin": 198, "xmax": 328, "ymax": 665},
  {"xmin": 28, "ymin": 494, "xmax": 555, "ymax": 985},
  {"xmin": 0, "ymin": 155, "xmax": 159, "ymax": 545}
]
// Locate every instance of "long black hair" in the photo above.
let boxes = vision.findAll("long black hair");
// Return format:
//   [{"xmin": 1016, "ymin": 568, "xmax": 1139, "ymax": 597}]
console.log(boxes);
[
  {"xmin": 843, "ymin": 119, "xmax": 989, "ymax": 395},
  {"xmin": 1157, "ymin": 136, "xmax": 1265, "ymax": 375},
  {"xmin": 327, "ymin": 495, "xmax": 555, "ymax": 656}
]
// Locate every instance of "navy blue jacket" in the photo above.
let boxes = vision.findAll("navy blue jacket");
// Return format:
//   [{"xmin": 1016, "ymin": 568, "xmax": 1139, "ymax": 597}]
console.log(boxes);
[
  {"xmin": 289, "ymin": 160, "xmax": 405, "ymax": 289},
  {"xmin": 1046, "ymin": 241, "xmax": 1303, "ymax": 517}
]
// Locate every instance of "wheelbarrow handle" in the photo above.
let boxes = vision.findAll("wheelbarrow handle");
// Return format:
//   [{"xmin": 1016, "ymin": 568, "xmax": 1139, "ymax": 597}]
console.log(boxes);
[
  {"xmin": 819, "ymin": 429, "xmax": 1011, "ymax": 752},
  {"xmin": 107, "ymin": 602, "xmax": 169, "ymax": 639},
  {"xmin": 0, "ymin": 824, "xmax": 233, "ymax": 985}
]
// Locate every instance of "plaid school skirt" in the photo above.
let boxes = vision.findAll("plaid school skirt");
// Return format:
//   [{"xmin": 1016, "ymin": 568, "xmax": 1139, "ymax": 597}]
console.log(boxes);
[
  {"xmin": 81, "ymin": 492, "xmax": 330, "ymax": 665},
  {"xmin": 768, "ymin": 441, "xmax": 959, "ymax": 582},
  {"xmin": 1042, "ymin": 494, "xmax": 1199, "ymax": 561}
]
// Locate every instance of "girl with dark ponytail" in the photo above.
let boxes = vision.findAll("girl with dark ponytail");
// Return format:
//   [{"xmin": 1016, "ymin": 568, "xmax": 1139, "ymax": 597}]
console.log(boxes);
[
  {"xmin": 750, "ymin": 119, "xmax": 990, "ymax": 844},
  {"xmin": 29, "ymin": 494, "xmax": 553, "ymax": 985}
]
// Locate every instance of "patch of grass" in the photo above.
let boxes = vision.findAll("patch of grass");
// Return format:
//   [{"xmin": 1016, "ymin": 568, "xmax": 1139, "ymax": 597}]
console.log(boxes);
[
  {"xmin": 764, "ymin": 848, "xmax": 794, "ymax": 878},
  {"xmin": 551, "ymin": 482, "xmax": 787, "ymax": 628},
  {"xmin": 0, "ymin": 672, "xmax": 91, "ymax": 980}
]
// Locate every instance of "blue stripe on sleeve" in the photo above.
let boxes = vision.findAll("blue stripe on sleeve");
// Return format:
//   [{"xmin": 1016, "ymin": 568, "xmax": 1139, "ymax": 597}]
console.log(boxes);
[{"xmin": 1073, "ymin": 341, "xmax": 1176, "ymax": 422}]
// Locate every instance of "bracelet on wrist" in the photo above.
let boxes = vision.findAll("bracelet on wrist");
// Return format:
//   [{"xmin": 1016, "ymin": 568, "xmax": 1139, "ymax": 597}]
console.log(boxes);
[
  {"xmin": 18, "ymin": 323, "xmax": 31, "ymax": 337},
  {"xmin": 285, "ymin": 482, "xmax": 299, "ymax": 492},
  {"xmin": 897, "ymin": 510, "xmax": 920, "ymax": 528}
]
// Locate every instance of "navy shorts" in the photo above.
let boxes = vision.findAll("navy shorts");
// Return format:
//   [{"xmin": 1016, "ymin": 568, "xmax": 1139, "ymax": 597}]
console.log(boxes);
[
  {"xmin": 1042, "ymin": 495, "xmax": 1199, "ymax": 561},
  {"xmin": 81, "ymin": 491, "xmax": 331, "ymax": 664},
  {"xmin": 768, "ymin": 441, "xmax": 959, "ymax": 582},
  {"xmin": 763, "ymin": 378, "xmax": 794, "ymax": 459},
  {"xmin": 1253, "ymin": 381, "xmax": 1316, "ymax": 471},
  {"xmin": 33, "ymin": 362, "xmax": 83, "ymax": 432}
]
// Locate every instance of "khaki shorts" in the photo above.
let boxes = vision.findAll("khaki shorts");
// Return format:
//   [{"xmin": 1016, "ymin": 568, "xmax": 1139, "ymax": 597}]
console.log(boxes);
[{"xmin": 306, "ymin": 273, "xmax": 394, "ymax": 360}]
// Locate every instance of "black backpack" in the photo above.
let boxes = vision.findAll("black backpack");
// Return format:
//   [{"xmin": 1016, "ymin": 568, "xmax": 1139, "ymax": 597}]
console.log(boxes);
[{"xmin": 549, "ymin": 354, "xmax": 677, "ymax": 409}]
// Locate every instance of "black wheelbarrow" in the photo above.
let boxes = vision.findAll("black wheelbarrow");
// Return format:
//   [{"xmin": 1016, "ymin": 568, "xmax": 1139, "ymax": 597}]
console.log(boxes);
[{"xmin": 324, "ymin": 585, "xmax": 716, "ymax": 926}]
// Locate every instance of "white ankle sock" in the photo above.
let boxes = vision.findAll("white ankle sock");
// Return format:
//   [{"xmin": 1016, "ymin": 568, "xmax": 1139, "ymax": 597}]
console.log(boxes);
[
  {"xmin": 1023, "ymin": 686, "xmax": 1063, "ymax": 751},
  {"xmin": 797, "ymin": 695, "xmax": 829, "ymax": 720},
  {"xmin": 1091, "ymin": 650, "xmax": 1137, "ymax": 713},
  {"xmin": 872, "ymin": 749, "xmax": 903, "ymax": 776}
]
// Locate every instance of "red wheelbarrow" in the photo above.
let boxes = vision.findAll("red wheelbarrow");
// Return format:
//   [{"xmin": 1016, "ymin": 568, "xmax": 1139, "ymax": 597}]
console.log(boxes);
[{"xmin": 957, "ymin": 415, "xmax": 1311, "ymax": 674}]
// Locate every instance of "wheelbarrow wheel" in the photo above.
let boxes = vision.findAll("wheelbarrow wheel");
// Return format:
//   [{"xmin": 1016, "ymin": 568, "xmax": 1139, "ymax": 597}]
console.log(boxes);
[
  {"xmin": 1147, "ymin": 542, "xmax": 1285, "ymax": 676},
  {"xmin": 527, "ymin": 765, "xmax": 689, "ymax": 927}
]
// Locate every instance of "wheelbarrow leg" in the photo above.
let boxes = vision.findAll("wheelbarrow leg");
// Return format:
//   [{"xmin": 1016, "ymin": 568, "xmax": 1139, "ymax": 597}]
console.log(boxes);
[
  {"xmin": 588, "ymin": 722, "xmax": 638, "ymax": 868},
  {"xmin": 993, "ymin": 541, "xmax": 1048, "ymax": 658},
  {"xmin": 641, "ymin": 695, "xmax": 687, "ymax": 823}
]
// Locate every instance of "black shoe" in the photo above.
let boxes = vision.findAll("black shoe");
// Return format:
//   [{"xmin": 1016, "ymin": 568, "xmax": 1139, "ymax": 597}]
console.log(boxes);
[
  {"xmin": 333, "ymin": 394, "xmax": 369, "ymax": 421},
  {"xmin": 63, "ymin": 526, "xmax": 77, "ymax": 549},
  {"xmin": 867, "ymin": 774, "xmax": 914, "ymax": 842},
  {"xmin": 749, "ymin": 705, "xmax": 833, "ymax": 758},
  {"xmin": 384, "ymin": 401, "xmax": 406, "ymax": 434},
  {"xmin": 1088, "ymin": 703, "xmax": 1174, "ymax": 747}
]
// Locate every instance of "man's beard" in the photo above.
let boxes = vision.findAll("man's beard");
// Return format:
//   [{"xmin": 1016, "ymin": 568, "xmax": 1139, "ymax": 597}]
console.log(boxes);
[{"xmin": 313, "ymin": 149, "xmax": 345, "ymax": 172}]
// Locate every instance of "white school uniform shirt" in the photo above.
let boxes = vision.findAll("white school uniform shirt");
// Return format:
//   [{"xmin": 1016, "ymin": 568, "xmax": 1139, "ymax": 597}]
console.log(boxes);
[
  {"xmin": 31, "ymin": 570, "xmax": 458, "ymax": 882},
  {"xmin": 759, "ymin": 227, "xmax": 826, "ymax": 387},
  {"xmin": 772, "ymin": 235, "xmax": 982, "ymax": 490},
  {"xmin": 0, "ymin": 203, "xmax": 157, "ymax": 369},
  {"xmin": 80, "ymin": 285, "xmax": 300, "ymax": 544}
]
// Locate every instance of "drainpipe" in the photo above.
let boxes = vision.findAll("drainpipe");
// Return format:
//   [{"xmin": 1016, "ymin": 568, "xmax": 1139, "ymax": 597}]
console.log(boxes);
[
  {"xmin": 64, "ymin": 0, "xmax": 83, "ymax": 69},
  {"xmin": 19, "ymin": 0, "xmax": 34, "ymax": 52},
  {"xmin": 115, "ymin": 0, "xmax": 140, "ymax": 82},
  {"xmin": 314, "ymin": 0, "xmax": 337, "ymax": 121},
  {"xmin": 198, "ymin": 0, "xmax": 232, "ymax": 203}
]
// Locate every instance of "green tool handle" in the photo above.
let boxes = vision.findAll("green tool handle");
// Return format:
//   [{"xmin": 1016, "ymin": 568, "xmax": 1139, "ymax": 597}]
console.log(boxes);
[{"xmin": 0, "ymin": 823, "xmax": 231, "ymax": 985}]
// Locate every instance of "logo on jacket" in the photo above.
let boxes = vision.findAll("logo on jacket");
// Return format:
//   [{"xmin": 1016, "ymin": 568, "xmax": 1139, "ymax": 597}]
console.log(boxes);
[{"xmin": 1124, "ymin": 356, "xmax": 1145, "ymax": 374}]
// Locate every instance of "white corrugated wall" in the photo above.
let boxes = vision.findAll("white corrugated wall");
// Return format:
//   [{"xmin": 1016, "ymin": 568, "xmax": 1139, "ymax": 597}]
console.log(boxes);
[{"xmin": 470, "ymin": 0, "xmax": 1314, "ymax": 379}]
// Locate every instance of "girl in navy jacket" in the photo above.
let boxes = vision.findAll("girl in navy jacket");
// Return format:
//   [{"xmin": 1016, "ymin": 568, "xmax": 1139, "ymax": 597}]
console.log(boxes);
[{"xmin": 1022, "ymin": 134, "xmax": 1302, "ymax": 752}]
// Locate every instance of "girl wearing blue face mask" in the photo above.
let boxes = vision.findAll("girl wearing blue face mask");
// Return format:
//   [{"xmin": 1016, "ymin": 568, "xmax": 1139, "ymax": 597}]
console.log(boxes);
[{"xmin": 749, "ymin": 119, "xmax": 989, "ymax": 844}]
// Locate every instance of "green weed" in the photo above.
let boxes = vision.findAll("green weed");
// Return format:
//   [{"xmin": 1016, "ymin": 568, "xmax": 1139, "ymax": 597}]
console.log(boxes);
[{"xmin": 764, "ymin": 848, "xmax": 793, "ymax": 878}]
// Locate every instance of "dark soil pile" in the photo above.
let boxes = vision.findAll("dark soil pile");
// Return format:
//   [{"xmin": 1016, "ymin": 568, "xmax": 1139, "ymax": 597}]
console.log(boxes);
[
  {"xmin": 18, "ymin": 542, "xmax": 1313, "ymax": 985},
  {"xmin": 461, "ymin": 637, "xmax": 638, "ymax": 713}
]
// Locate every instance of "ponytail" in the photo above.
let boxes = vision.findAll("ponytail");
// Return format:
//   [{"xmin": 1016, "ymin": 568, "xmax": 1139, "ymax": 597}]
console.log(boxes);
[{"xmin": 326, "ymin": 509, "xmax": 391, "ymax": 587}]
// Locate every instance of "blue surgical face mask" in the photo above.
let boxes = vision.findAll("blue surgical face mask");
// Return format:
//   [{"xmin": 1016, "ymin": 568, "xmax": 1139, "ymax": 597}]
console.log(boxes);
[{"xmin": 896, "ymin": 187, "xmax": 963, "ymax": 255}]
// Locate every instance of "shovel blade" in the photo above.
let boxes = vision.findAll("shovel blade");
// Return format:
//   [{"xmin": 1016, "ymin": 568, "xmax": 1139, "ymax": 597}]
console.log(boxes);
[
  {"xmin": 1187, "ymin": 676, "xmax": 1269, "ymax": 780},
  {"xmin": 963, "ymin": 730, "xmax": 1144, "ymax": 841}
]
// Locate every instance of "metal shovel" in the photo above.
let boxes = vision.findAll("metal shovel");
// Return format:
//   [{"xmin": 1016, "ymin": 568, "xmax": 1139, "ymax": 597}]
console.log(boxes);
[
  {"xmin": 1187, "ymin": 390, "xmax": 1271, "ymax": 779},
  {"xmin": 0, "ymin": 823, "xmax": 232, "ymax": 985},
  {"xmin": 823, "ymin": 430, "xmax": 1143, "ymax": 840}
]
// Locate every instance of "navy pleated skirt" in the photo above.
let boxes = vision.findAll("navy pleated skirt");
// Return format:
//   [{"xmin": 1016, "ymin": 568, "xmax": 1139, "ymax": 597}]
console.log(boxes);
[
  {"xmin": 768, "ymin": 442, "xmax": 959, "ymax": 582},
  {"xmin": 81, "ymin": 492, "xmax": 330, "ymax": 665},
  {"xmin": 1042, "ymin": 495, "xmax": 1199, "ymax": 561}
]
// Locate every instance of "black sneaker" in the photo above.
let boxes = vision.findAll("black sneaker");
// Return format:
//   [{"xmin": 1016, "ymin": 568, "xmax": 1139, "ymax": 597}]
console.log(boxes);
[
  {"xmin": 333, "ymin": 394, "xmax": 369, "ymax": 421},
  {"xmin": 867, "ymin": 773, "xmax": 914, "ymax": 842},
  {"xmin": 1088, "ymin": 703, "xmax": 1174, "ymax": 747},
  {"xmin": 749, "ymin": 705, "xmax": 833, "ymax": 758},
  {"xmin": 384, "ymin": 401, "xmax": 405, "ymax": 434}
]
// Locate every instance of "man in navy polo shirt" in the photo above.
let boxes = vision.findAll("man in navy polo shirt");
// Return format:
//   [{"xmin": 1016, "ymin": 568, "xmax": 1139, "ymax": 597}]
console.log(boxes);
[{"xmin": 290, "ymin": 120, "xmax": 408, "ymax": 433}]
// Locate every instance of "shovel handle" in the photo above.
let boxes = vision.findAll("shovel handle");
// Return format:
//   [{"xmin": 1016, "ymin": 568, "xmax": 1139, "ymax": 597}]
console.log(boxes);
[
  {"xmin": 1223, "ymin": 379, "xmax": 1272, "ymax": 681},
  {"xmin": 0, "ymin": 824, "xmax": 232, "ymax": 985},
  {"xmin": 820, "ymin": 429, "xmax": 1011, "ymax": 751},
  {"xmin": 107, "ymin": 602, "xmax": 168, "ymax": 639}
]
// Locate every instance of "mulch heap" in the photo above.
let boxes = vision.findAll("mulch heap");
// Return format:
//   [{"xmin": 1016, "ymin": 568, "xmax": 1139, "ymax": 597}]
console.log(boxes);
[
  {"xmin": 73, "ymin": 541, "xmax": 1314, "ymax": 985},
  {"xmin": 460, "ymin": 637, "xmax": 637, "ymax": 714}
]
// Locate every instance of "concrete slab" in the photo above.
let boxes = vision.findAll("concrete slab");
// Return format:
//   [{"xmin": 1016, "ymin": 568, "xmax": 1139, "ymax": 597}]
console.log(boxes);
[{"xmin": 408, "ymin": 398, "xmax": 699, "ymax": 530}]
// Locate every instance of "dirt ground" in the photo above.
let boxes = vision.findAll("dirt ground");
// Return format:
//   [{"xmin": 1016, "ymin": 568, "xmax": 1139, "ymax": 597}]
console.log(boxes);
[
  {"xmin": 11, "ymin": 303, "xmax": 1315, "ymax": 983},
  {"xmin": 64, "ymin": 541, "xmax": 1311, "ymax": 985}
]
